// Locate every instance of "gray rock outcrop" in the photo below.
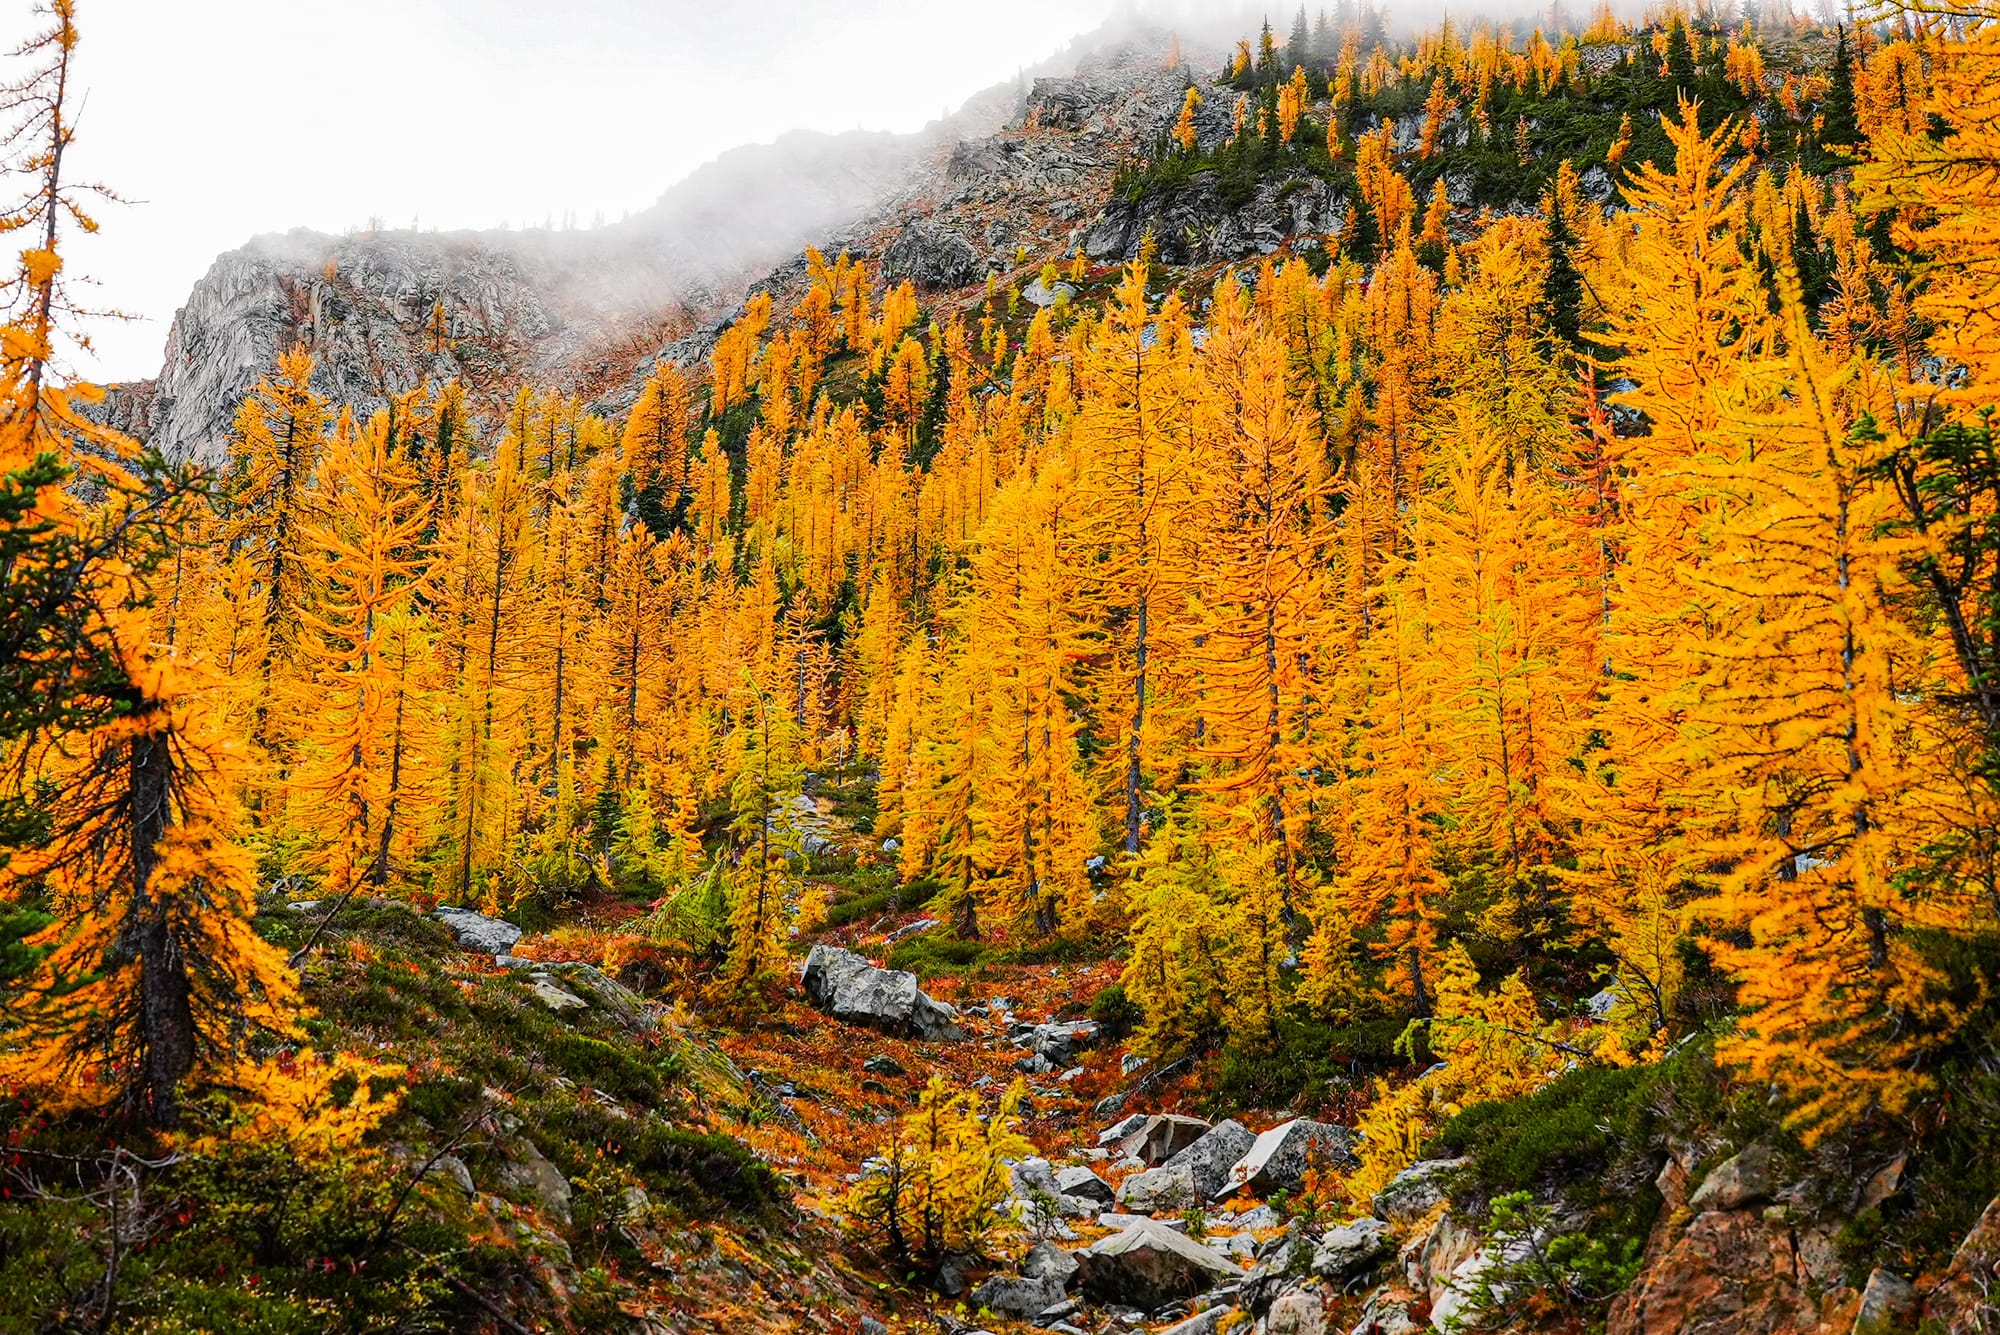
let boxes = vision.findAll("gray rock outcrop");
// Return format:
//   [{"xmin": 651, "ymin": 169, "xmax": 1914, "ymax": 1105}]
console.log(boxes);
[
  {"xmin": 800, "ymin": 944, "xmax": 962, "ymax": 1040},
  {"xmin": 970, "ymin": 1272, "xmax": 1067, "ymax": 1319},
  {"xmin": 1221, "ymin": 1119, "xmax": 1357, "ymax": 1198},
  {"xmin": 1098, "ymin": 1112, "xmax": 1148, "ymax": 1146},
  {"xmin": 1854, "ymin": 1269, "xmax": 1917, "ymax": 1334},
  {"xmin": 1687, "ymin": 1144, "xmax": 1779, "ymax": 1213},
  {"xmin": 124, "ymin": 34, "xmax": 1198, "ymax": 468},
  {"xmin": 1119, "ymin": 1120, "xmax": 1255, "ymax": 1211},
  {"xmin": 1158, "ymin": 1308, "xmax": 1230, "ymax": 1335},
  {"xmin": 1055, "ymin": 1165, "xmax": 1114, "ymax": 1206},
  {"xmin": 1075, "ymin": 1217, "xmax": 1242, "ymax": 1311},
  {"xmin": 1266, "ymin": 1286, "xmax": 1328, "ymax": 1335},
  {"xmin": 1170, "ymin": 1119, "xmax": 1257, "ymax": 1200},
  {"xmin": 1119, "ymin": 1113, "xmax": 1213, "ymax": 1165},
  {"xmin": 1017, "ymin": 1019, "xmax": 1099, "ymax": 1067},
  {"xmin": 1117, "ymin": 1162, "xmax": 1203, "ymax": 1213},
  {"xmin": 1023, "ymin": 1238, "xmax": 1081, "ymax": 1285},
  {"xmin": 527, "ymin": 974, "xmax": 588, "ymax": 1011},
  {"xmin": 135, "ymin": 121, "xmax": 934, "ymax": 465},
  {"xmin": 1372, "ymin": 1158, "xmax": 1468, "ymax": 1225},
  {"xmin": 1312, "ymin": 1217, "xmax": 1393, "ymax": 1285},
  {"xmin": 496, "ymin": 1139, "xmax": 573, "ymax": 1226},
  {"xmin": 1082, "ymin": 171, "xmax": 1345, "ymax": 266},
  {"xmin": 883, "ymin": 220, "xmax": 982, "ymax": 290},
  {"xmin": 1239, "ymin": 1228, "xmax": 1309, "ymax": 1312},
  {"xmin": 433, "ymin": 905, "xmax": 522, "ymax": 956}
]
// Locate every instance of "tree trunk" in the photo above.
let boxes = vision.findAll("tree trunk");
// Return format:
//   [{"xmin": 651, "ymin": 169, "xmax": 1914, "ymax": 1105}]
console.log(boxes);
[{"xmin": 127, "ymin": 723, "xmax": 195, "ymax": 1127}]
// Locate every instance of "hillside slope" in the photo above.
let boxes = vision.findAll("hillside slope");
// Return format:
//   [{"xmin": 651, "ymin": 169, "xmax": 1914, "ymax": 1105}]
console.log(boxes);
[{"xmin": 10, "ymin": 6, "xmax": 2000, "ymax": 1335}]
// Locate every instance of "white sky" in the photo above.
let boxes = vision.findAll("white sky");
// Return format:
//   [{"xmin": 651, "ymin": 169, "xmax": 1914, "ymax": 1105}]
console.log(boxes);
[{"xmin": 34, "ymin": 0, "xmax": 1137, "ymax": 383}]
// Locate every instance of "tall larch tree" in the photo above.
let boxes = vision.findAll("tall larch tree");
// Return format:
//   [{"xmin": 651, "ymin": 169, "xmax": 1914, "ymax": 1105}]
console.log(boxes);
[
  {"xmin": 1187, "ymin": 281, "xmax": 1335, "ymax": 906},
  {"xmin": 226, "ymin": 346, "xmax": 331, "ymax": 662},
  {"xmin": 1077, "ymin": 260, "xmax": 1188, "ymax": 854},
  {"xmin": 436, "ymin": 433, "xmax": 537, "ymax": 903},
  {"xmin": 1691, "ymin": 267, "xmax": 1976, "ymax": 1139},
  {"xmin": 290, "ymin": 411, "xmax": 430, "ymax": 893},
  {"xmin": 718, "ymin": 677, "xmax": 805, "ymax": 999}
]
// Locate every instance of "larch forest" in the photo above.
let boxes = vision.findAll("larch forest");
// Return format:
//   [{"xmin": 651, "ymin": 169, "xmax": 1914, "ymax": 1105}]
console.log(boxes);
[{"xmin": 3, "ymin": 0, "xmax": 2000, "ymax": 1332}]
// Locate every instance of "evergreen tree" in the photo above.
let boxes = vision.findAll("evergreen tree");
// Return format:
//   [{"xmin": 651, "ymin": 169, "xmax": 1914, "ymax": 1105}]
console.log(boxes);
[
  {"xmin": 225, "ymin": 347, "xmax": 330, "ymax": 662},
  {"xmin": 1286, "ymin": 7, "xmax": 1311, "ymax": 71},
  {"xmin": 1543, "ymin": 182, "xmax": 1586, "ymax": 347},
  {"xmin": 1820, "ymin": 24, "xmax": 1861, "ymax": 154},
  {"xmin": 1, "ymin": 650, "xmax": 301, "ymax": 1126},
  {"xmin": 1346, "ymin": 194, "xmax": 1382, "ymax": 266},
  {"xmin": 0, "ymin": 4, "xmax": 302, "ymax": 1129},
  {"xmin": 1665, "ymin": 18, "xmax": 1699, "ymax": 100}
]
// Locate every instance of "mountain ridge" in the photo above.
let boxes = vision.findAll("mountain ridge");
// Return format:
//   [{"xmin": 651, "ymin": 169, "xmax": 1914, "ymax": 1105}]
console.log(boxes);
[{"xmin": 115, "ymin": 24, "xmax": 1189, "ymax": 465}]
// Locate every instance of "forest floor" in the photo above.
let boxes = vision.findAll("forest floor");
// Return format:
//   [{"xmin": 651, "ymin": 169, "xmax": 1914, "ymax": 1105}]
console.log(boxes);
[{"xmin": 494, "ymin": 783, "xmax": 1247, "ymax": 1332}]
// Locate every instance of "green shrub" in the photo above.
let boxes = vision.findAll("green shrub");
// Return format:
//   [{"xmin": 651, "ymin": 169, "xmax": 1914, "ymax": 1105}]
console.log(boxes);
[
  {"xmin": 1435, "ymin": 1062, "xmax": 1660, "ymax": 1198},
  {"xmin": 823, "ymin": 876, "xmax": 940, "ymax": 930},
  {"xmin": 405, "ymin": 1073, "xmax": 483, "ymax": 1129},
  {"xmin": 1431, "ymin": 1049, "xmax": 1728, "ymax": 1265},
  {"xmin": 826, "ymin": 775, "xmax": 879, "ymax": 828},
  {"xmin": 628, "ymin": 1123, "xmax": 782, "ymax": 1214},
  {"xmin": 1210, "ymin": 1013, "xmax": 1407, "ymax": 1113},
  {"xmin": 885, "ymin": 934, "xmax": 989, "ymax": 978},
  {"xmin": 542, "ymin": 1031, "xmax": 664, "ymax": 1103},
  {"xmin": 1832, "ymin": 928, "xmax": 2000, "ymax": 1282},
  {"xmin": 0, "ymin": 1101, "xmax": 518, "ymax": 1334},
  {"xmin": 1446, "ymin": 1191, "xmax": 1643, "ymax": 1331},
  {"xmin": 0, "ymin": 902, "xmax": 52, "ymax": 987},
  {"xmin": 1089, "ymin": 983, "xmax": 1143, "ymax": 1046}
]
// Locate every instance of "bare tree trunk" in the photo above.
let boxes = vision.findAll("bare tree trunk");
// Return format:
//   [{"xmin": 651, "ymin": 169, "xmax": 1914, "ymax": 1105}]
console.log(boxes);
[{"xmin": 125, "ymin": 722, "xmax": 194, "ymax": 1128}]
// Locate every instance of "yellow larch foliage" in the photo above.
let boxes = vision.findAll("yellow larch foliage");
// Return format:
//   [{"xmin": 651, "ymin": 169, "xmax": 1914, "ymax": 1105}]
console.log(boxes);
[
  {"xmin": 1075, "ymin": 260, "xmax": 1193, "ymax": 856},
  {"xmin": 1318, "ymin": 574, "xmax": 1450, "ymax": 1015},
  {"xmin": 0, "ymin": 648, "xmax": 301, "ymax": 1125},
  {"xmin": 1278, "ymin": 64, "xmax": 1309, "ymax": 144},
  {"xmin": 432, "ymin": 432, "xmax": 537, "ymax": 905},
  {"xmin": 200, "ymin": 1050, "xmax": 404, "ymax": 1164},
  {"xmin": 1419, "ymin": 75, "xmax": 1456, "ymax": 158},
  {"xmin": 1186, "ymin": 280, "xmax": 1333, "ymax": 898},
  {"xmin": 290, "ymin": 410, "xmax": 431, "ymax": 892},
  {"xmin": 1172, "ymin": 85, "xmax": 1201, "ymax": 153},
  {"xmin": 1419, "ymin": 178, "xmax": 1453, "ymax": 253},
  {"xmin": 841, "ymin": 1078, "xmax": 1032, "ymax": 1273},
  {"xmin": 622, "ymin": 360, "xmax": 694, "ymax": 496},
  {"xmin": 1121, "ymin": 806, "xmax": 1233, "ymax": 1059},
  {"xmin": 710, "ymin": 293, "xmax": 772, "ymax": 416},
  {"xmin": 964, "ymin": 460, "xmax": 1097, "ymax": 936},
  {"xmin": 1347, "ymin": 943, "xmax": 1570, "ymax": 1204},
  {"xmin": 225, "ymin": 345, "xmax": 330, "ymax": 665},
  {"xmin": 1569, "ymin": 103, "xmax": 1776, "ymax": 1039},
  {"xmin": 1690, "ymin": 269, "xmax": 1978, "ymax": 1139},
  {"xmin": 717, "ymin": 678, "xmax": 804, "ymax": 1000},
  {"xmin": 1857, "ymin": 20, "xmax": 2000, "ymax": 404}
]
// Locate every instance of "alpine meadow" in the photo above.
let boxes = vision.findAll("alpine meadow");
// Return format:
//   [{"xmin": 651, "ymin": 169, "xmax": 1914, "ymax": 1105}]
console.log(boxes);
[{"xmin": 4, "ymin": 1, "xmax": 2000, "ymax": 1331}]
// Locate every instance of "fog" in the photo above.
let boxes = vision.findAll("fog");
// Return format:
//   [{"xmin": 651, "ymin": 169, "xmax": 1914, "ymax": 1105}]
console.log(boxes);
[
  {"xmin": 25, "ymin": 0, "xmax": 1666, "ymax": 384},
  {"xmin": 37, "ymin": 0, "xmax": 1146, "ymax": 382}
]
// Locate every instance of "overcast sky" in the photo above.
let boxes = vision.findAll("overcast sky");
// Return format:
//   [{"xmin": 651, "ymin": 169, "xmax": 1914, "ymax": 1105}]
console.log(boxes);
[{"xmin": 35, "ymin": 0, "xmax": 1155, "ymax": 382}]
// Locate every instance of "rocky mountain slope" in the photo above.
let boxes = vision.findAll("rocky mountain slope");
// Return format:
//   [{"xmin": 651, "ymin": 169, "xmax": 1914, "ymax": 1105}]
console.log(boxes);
[
  {"xmin": 239, "ymin": 789, "xmax": 2000, "ymax": 1335},
  {"xmin": 125, "ymin": 125, "xmax": 933, "ymax": 465},
  {"xmin": 113, "ymin": 24, "xmax": 1347, "ymax": 464}
]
